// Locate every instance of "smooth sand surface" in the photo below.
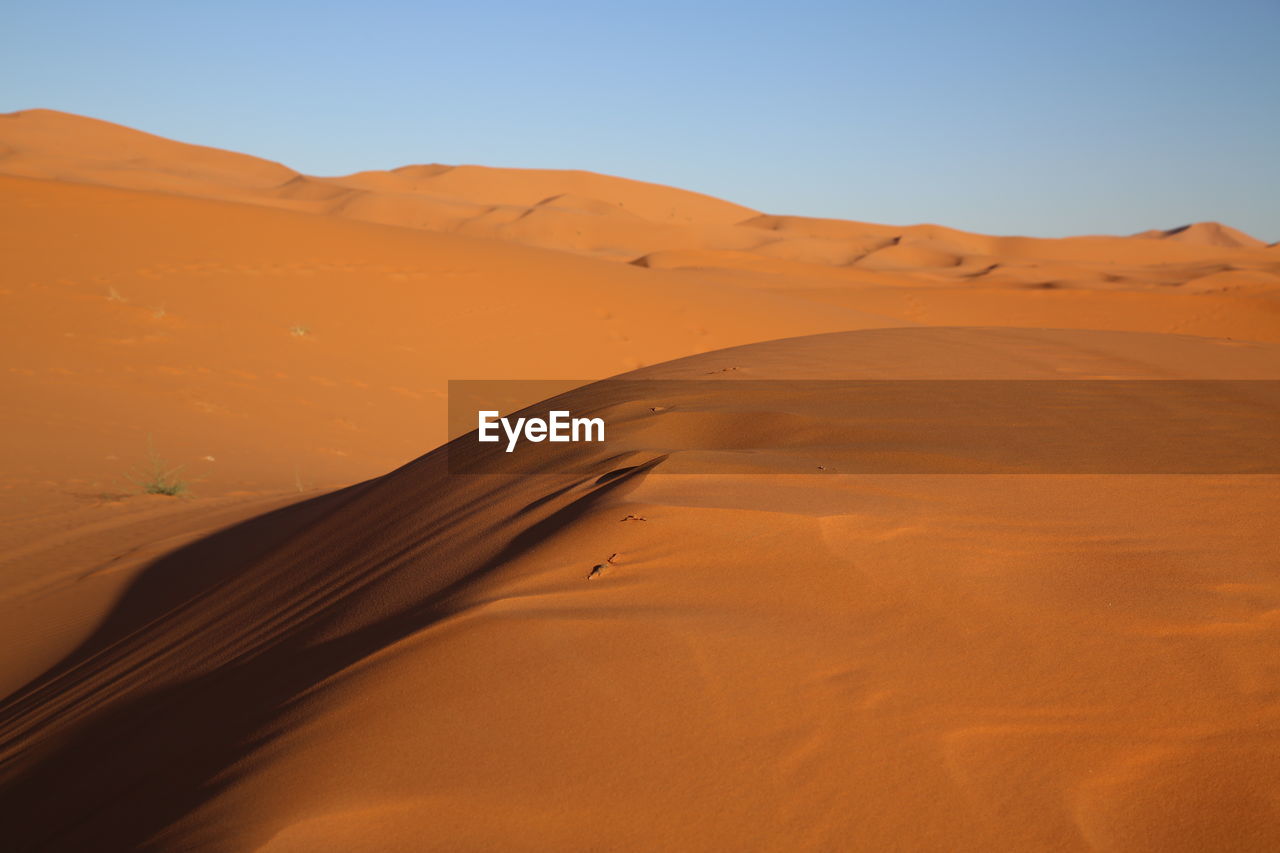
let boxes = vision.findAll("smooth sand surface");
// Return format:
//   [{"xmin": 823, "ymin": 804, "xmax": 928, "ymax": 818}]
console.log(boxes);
[{"xmin": 2, "ymin": 112, "xmax": 1279, "ymax": 851}]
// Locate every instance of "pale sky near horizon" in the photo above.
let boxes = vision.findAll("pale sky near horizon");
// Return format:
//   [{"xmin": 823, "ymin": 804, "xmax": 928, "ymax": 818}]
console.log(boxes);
[{"xmin": 4, "ymin": 0, "xmax": 1278, "ymax": 240}]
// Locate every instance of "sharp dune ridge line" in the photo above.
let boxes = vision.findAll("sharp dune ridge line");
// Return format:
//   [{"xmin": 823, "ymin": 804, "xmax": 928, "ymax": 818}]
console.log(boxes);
[{"xmin": 0, "ymin": 111, "xmax": 1278, "ymax": 851}]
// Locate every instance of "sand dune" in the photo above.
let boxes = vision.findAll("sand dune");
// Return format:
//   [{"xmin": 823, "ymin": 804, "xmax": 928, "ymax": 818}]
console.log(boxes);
[
  {"xmin": 5, "ymin": 165, "xmax": 1275, "ymax": 512},
  {"xmin": 0, "ymin": 172, "xmax": 895, "ymax": 500},
  {"xmin": 0, "ymin": 109, "xmax": 760, "ymax": 260},
  {"xmin": 5, "ymin": 128, "xmax": 1273, "ymax": 506},
  {"xmin": 0, "ymin": 108, "xmax": 295, "ymax": 200},
  {"xmin": 856, "ymin": 241, "xmax": 962, "ymax": 270},
  {"xmin": 4, "ymin": 110, "xmax": 1276, "ymax": 276},
  {"xmin": 3, "ymin": 111, "xmax": 1280, "ymax": 851},
  {"xmin": 1134, "ymin": 221, "xmax": 1268, "ymax": 249},
  {"xmin": 335, "ymin": 163, "xmax": 756, "ymax": 224},
  {"xmin": 2, "ymin": 329, "xmax": 1278, "ymax": 851}
]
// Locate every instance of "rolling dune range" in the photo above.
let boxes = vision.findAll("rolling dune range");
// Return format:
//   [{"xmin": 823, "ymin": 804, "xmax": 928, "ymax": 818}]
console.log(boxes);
[
  {"xmin": 2, "ymin": 111, "xmax": 1279, "ymax": 851},
  {"xmin": 3, "ymin": 110, "xmax": 1277, "ymax": 497}
]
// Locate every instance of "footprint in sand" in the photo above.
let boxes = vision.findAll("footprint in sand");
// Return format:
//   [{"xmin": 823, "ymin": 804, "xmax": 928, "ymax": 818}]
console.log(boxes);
[{"xmin": 587, "ymin": 552, "xmax": 619, "ymax": 579}]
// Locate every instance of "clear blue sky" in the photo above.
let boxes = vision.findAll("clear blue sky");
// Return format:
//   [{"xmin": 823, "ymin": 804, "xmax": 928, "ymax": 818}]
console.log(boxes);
[{"xmin": 4, "ymin": 0, "xmax": 1278, "ymax": 240}]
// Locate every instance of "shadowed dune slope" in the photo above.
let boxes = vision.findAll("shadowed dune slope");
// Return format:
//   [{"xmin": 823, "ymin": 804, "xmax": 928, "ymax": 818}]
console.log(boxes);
[{"xmin": 2, "ymin": 328, "xmax": 1278, "ymax": 852}]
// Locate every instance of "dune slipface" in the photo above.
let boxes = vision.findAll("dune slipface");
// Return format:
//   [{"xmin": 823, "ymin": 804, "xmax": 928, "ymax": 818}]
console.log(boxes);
[{"xmin": 2, "ymin": 328, "xmax": 1279, "ymax": 852}]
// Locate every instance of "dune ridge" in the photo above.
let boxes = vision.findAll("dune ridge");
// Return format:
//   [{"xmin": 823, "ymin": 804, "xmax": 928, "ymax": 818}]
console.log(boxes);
[
  {"xmin": 3, "ymin": 109, "xmax": 1276, "ymax": 276},
  {"xmin": 1133, "ymin": 221, "xmax": 1268, "ymax": 249},
  {"xmin": 5, "ymin": 167, "xmax": 1278, "ymax": 509},
  {"xmin": 2, "ymin": 329, "xmax": 1278, "ymax": 851},
  {"xmin": 3, "ymin": 109, "xmax": 1280, "ymax": 852}
]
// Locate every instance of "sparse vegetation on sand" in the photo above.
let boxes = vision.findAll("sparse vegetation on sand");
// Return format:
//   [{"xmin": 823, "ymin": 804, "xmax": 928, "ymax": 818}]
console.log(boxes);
[{"xmin": 127, "ymin": 438, "xmax": 190, "ymax": 496}]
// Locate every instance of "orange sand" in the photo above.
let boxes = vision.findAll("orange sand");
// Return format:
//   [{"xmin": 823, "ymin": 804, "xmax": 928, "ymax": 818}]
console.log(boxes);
[{"xmin": 1, "ymin": 111, "xmax": 1278, "ymax": 852}]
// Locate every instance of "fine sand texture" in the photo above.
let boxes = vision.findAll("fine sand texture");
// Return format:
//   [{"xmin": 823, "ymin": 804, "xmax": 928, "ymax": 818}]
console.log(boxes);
[
  {"xmin": 3, "ymin": 329, "xmax": 1279, "ymax": 851},
  {"xmin": 2, "ymin": 112, "xmax": 1279, "ymax": 852}
]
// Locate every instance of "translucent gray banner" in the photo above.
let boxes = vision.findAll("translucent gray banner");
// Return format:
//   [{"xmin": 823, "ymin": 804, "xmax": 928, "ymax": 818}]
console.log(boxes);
[{"xmin": 446, "ymin": 380, "xmax": 1280, "ymax": 475}]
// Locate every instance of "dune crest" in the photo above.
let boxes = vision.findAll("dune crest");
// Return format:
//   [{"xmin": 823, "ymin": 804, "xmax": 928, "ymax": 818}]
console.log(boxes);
[
  {"xmin": 1134, "ymin": 221, "xmax": 1266, "ymax": 249},
  {"xmin": 3, "ymin": 110, "xmax": 1276, "ymax": 276},
  {"xmin": 2, "ymin": 329, "xmax": 1278, "ymax": 851},
  {"xmin": 3, "ymin": 109, "xmax": 1280, "ymax": 852},
  {"xmin": 0, "ymin": 108, "xmax": 296, "ymax": 193},
  {"xmin": 0, "ymin": 109, "xmax": 757, "ymax": 260}
]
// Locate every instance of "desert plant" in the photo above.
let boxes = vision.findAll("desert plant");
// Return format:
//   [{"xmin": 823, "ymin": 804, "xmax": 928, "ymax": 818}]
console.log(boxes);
[{"xmin": 127, "ymin": 438, "xmax": 189, "ymax": 496}]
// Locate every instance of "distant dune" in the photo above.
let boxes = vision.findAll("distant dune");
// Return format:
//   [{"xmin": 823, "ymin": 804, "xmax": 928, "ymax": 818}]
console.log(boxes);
[
  {"xmin": 0, "ymin": 109, "xmax": 757, "ymax": 260},
  {"xmin": 1133, "ymin": 221, "xmax": 1268, "ymax": 249},
  {"xmin": 2, "ymin": 110, "xmax": 1279, "ymax": 852},
  {"xmin": 3, "ymin": 109, "xmax": 1275, "ymax": 269},
  {"xmin": 0, "ymin": 172, "xmax": 893, "ymax": 500}
]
